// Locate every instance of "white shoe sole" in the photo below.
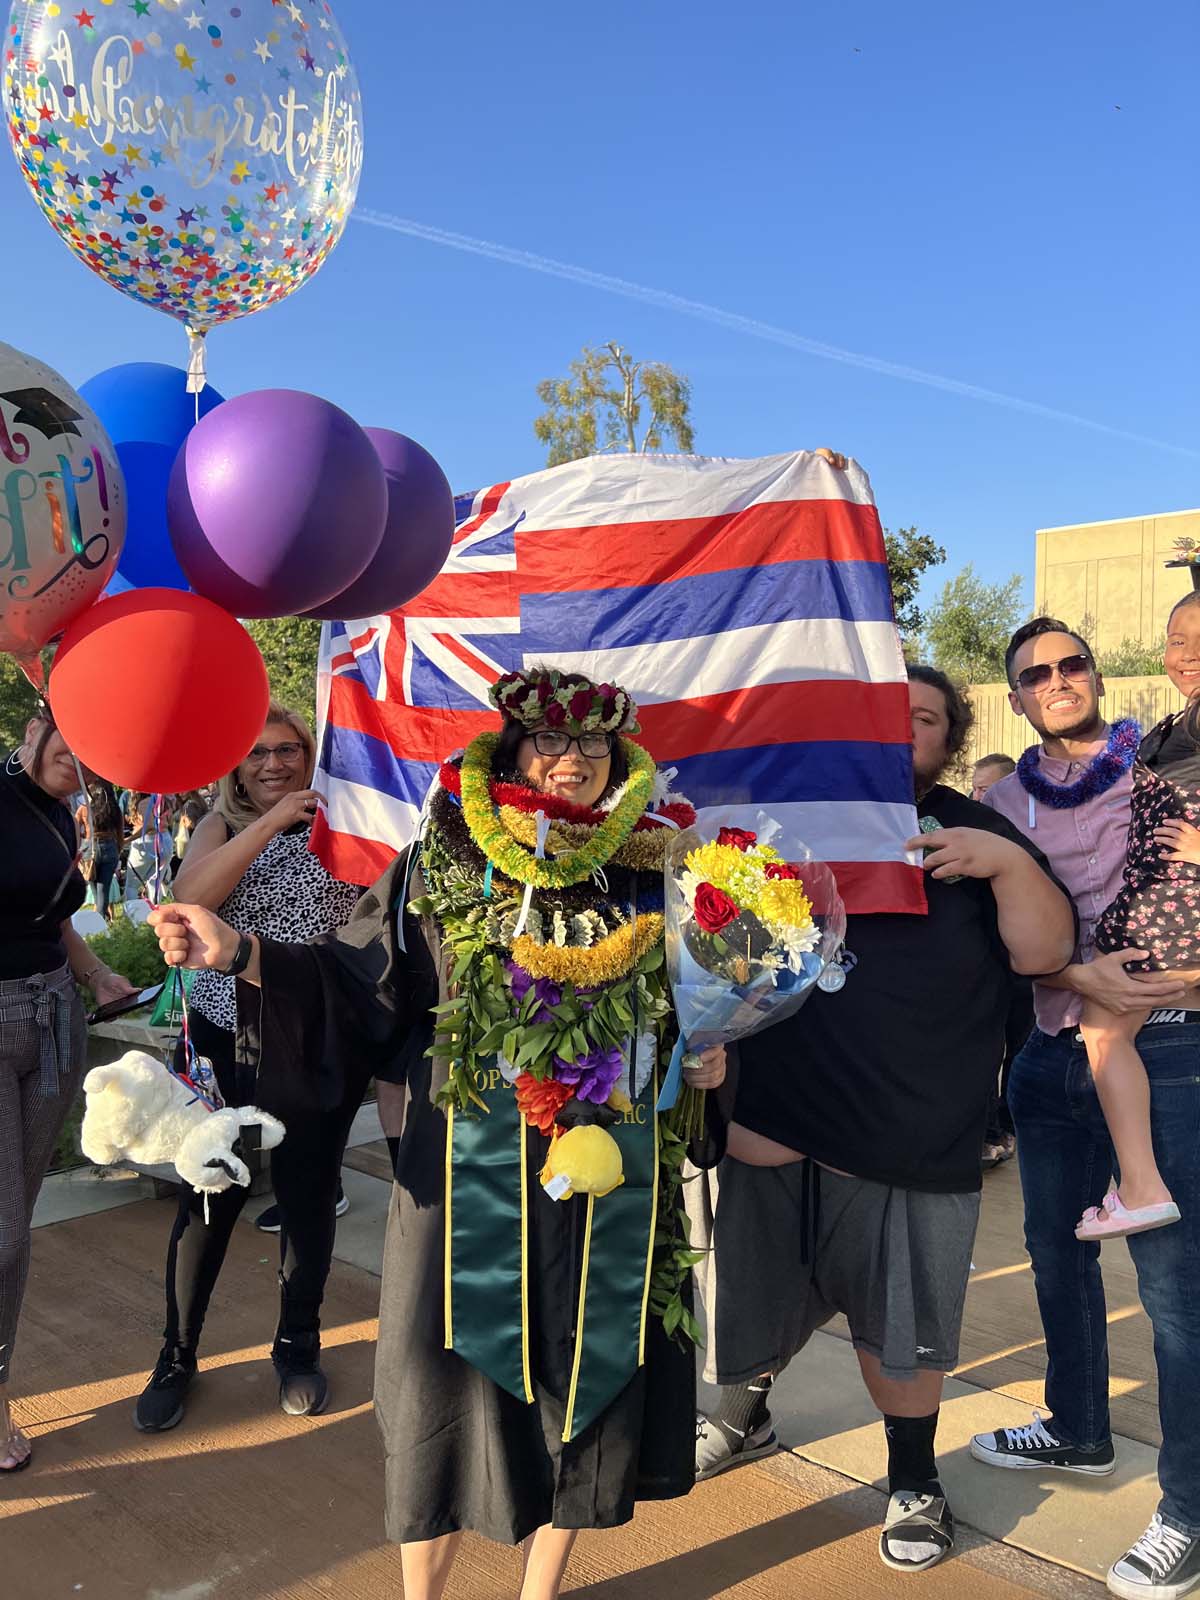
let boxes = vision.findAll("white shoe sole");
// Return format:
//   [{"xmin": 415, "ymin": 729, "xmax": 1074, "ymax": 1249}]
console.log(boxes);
[
  {"xmin": 696, "ymin": 1432, "xmax": 779, "ymax": 1482},
  {"xmin": 969, "ymin": 1436, "xmax": 1116, "ymax": 1474},
  {"xmin": 1107, "ymin": 1564, "xmax": 1200, "ymax": 1600}
]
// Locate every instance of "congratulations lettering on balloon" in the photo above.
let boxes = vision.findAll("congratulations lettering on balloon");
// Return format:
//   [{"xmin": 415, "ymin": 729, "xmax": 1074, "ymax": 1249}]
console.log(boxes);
[{"xmin": 5, "ymin": 0, "xmax": 364, "ymax": 332}]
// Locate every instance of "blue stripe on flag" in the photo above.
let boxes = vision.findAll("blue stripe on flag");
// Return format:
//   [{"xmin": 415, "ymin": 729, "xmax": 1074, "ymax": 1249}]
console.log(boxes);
[
  {"xmin": 519, "ymin": 560, "xmax": 892, "ymax": 653},
  {"xmin": 320, "ymin": 722, "xmax": 437, "ymax": 810},
  {"xmin": 667, "ymin": 741, "xmax": 913, "ymax": 808}
]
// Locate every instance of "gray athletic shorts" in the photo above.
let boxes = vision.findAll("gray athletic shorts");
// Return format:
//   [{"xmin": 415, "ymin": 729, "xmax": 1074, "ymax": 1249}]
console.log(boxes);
[{"xmin": 688, "ymin": 1157, "xmax": 980, "ymax": 1386}]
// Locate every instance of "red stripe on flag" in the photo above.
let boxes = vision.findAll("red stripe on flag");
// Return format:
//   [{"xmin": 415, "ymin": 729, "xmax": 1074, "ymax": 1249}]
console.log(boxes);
[
  {"xmin": 431, "ymin": 629, "xmax": 507, "ymax": 683},
  {"xmin": 328, "ymin": 676, "xmax": 910, "ymax": 766},
  {"xmin": 310, "ymin": 810, "xmax": 396, "ymax": 888},
  {"xmin": 827, "ymin": 859, "xmax": 927, "ymax": 916},
  {"xmin": 637, "ymin": 680, "xmax": 911, "ymax": 762},
  {"xmin": 453, "ymin": 482, "xmax": 510, "ymax": 542},
  {"xmin": 415, "ymin": 499, "xmax": 884, "ymax": 615}
]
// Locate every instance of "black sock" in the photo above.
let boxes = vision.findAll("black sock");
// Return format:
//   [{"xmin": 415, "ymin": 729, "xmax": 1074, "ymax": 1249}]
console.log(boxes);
[
  {"xmin": 385, "ymin": 1136, "xmax": 400, "ymax": 1172},
  {"xmin": 715, "ymin": 1374, "xmax": 774, "ymax": 1438},
  {"xmin": 885, "ymin": 1411, "xmax": 940, "ymax": 1494}
]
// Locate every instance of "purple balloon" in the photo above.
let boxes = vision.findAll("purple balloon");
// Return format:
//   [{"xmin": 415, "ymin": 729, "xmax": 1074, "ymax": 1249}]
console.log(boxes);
[
  {"xmin": 167, "ymin": 390, "xmax": 387, "ymax": 618},
  {"xmin": 301, "ymin": 428, "xmax": 456, "ymax": 621}
]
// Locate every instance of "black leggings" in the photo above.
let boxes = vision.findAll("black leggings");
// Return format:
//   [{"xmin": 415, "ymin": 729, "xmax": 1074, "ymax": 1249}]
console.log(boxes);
[{"xmin": 162, "ymin": 1008, "xmax": 366, "ymax": 1354}]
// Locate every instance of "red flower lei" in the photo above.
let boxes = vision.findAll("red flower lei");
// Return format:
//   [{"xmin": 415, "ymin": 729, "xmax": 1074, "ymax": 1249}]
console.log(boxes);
[{"xmin": 438, "ymin": 761, "xmax": 695, "ymax": 832}]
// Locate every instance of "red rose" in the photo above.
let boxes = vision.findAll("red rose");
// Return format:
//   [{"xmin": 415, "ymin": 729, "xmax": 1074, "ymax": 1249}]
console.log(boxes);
[
  {"xmin": 693, "ymin": 882, "xmax": 740, "ymax": 933},
  {"xmin": 765, "ymin": 862, "xmax": 803, "ymax": 880},
  {"xmin": 543, "ymin": 700, "xmax": 566, "ymax": 727},
  {"xmin": 569, "ymin": 688, "xmax": 594, "ymax": 721},
  {"xmin": 717, "ymin": 827, "xmax": 758, "ymax": 851},
  {"xmin": 536, "ymin": 677, "xmax": 553, "ymax": 703}
]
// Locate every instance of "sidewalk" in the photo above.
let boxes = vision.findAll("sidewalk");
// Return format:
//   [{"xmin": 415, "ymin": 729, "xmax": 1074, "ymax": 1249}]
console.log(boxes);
[{"xmin": 9, "ymin": 1117, "xmax": 1156, "ymax": 1598}]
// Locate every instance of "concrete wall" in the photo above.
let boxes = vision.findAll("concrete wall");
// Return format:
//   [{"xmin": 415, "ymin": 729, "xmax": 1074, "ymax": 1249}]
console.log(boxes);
[
  {"xmin": 964, "ymin": 675, "xmax": 1186, "ymax": 770},
  {"xmin": 1035, "ymin": 509, "xmax": 1200, "ymax": 653}
]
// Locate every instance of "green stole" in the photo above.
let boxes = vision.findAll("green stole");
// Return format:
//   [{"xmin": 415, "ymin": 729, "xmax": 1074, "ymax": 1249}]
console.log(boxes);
[{"xmin": 443, "ymin": 1055, "xmax": 659, "ymax": 1441}]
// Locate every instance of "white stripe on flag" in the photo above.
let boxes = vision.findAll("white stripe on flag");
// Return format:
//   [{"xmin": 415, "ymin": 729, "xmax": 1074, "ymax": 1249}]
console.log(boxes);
[
  {"xmin": 699, "ymin": 800, "xmax": 921, "ymax": 864},
  {"xmin": 529, "ymin": 618, "xmax": 906, "ymax": 703},
  {"xmin": 318, "ymin": 774, "xmax": 420, "ymax": 852},
  {"xmin": 484, "ymin": 449, "xmax": 875, "ymax": 533}
]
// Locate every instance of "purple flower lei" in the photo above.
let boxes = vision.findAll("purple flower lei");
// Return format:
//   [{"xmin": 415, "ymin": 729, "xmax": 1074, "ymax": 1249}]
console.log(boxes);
[{"xmin": 1017, "ymin": 718, "xmax": 1140, "ymax": 810}]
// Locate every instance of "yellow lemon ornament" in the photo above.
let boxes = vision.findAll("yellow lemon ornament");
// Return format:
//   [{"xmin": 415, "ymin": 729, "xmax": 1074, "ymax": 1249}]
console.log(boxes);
[{"xmin": 540, "ymin": 1125, "xmax": 625, "ymax": 1199}]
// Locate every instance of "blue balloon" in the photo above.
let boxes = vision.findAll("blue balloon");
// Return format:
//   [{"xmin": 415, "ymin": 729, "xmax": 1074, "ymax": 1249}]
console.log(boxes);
[{"xmin": 79, "ymin": 363, "xmax": 224, "ymax": 591}]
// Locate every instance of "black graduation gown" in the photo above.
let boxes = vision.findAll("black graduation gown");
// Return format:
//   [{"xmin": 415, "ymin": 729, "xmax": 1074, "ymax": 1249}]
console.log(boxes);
[{"xmin": 237, "ymin": 855, "xmax": 727, "ymax": 1546}]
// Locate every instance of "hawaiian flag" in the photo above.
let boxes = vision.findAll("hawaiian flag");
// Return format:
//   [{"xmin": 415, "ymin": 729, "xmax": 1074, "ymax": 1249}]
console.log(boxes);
[{"xmin": 312, "ymin": 450, "xmax": 925, "ymax": 915}]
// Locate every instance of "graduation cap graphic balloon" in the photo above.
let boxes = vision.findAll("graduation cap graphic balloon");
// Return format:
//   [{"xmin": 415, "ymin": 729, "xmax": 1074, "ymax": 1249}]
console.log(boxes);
[
  {"xmin": 0, "ymin": 343, "xmax": 126, "ymax": 688},
  {"xmin": 4, "ymin": 0, "xmax": 364, "ymax": 382}
]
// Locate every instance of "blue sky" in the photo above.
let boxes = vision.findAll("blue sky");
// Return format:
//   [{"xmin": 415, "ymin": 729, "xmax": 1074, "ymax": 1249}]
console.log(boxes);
[{"xmin": 5, "ymin": 0, "xmax": 1197, "ymax": 614}]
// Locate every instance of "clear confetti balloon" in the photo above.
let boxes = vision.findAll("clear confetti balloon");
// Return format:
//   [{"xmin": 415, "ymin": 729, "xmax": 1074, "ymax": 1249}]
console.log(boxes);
[{"xmin": 5, "ymin": 0, "xmax": 363, "ymax": 355}]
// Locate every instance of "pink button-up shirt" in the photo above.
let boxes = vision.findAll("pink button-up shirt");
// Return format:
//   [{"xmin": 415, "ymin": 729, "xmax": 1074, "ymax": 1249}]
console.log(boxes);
[{"xmin": 983, "ymin": 742, "xmax": 1132, "ymax": 1035}]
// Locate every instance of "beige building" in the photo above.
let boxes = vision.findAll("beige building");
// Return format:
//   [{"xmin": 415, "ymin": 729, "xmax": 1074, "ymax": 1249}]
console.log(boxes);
[{"xmin": 1035, "ymin": 507, "xmax": 1200, "ymax": 653}]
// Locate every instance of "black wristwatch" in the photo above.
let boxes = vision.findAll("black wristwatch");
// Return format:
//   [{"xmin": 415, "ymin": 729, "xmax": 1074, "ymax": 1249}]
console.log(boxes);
[{"xmin": 219, "ymin": 933, "xmax": 255, "ymax": 977}]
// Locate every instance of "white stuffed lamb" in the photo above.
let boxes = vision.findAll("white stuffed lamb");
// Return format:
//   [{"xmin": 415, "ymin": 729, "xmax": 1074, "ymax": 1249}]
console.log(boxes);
[{"xmin": 81, "ymin": 1049, "xmax": 285, "ymax": 1194}]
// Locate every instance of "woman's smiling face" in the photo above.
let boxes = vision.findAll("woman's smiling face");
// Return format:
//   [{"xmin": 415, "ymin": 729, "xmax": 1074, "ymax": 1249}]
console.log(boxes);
[{"xmin": 517, "ymin": 728, "xmax": 613, "ymax": 810}]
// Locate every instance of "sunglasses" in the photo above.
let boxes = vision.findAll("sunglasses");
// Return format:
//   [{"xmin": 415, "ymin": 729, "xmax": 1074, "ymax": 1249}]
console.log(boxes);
[
  {"xmin": 528, "ymin": 730, "xmax": 614, "ymax": 759},
  {"xmin": 1014, "ymin": 653, "xmax": 1094, "ymax": 693}
]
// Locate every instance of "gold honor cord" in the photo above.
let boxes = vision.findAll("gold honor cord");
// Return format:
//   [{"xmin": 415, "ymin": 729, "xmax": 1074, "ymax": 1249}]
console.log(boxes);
[{"xmin": 562, "ymin": 1194, "xmax": 597, "ymax": 1443}]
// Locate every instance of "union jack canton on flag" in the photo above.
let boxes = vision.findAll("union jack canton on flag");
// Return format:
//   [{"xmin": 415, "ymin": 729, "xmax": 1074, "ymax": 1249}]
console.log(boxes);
[{"xmin": 312, "ymin": 450, "xmax": 925, "ymax": 916}]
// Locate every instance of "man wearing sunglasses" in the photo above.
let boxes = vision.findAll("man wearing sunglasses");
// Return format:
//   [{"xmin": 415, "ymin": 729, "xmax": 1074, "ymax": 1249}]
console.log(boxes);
[{"xmin": 970, "ymin": 617, "xmax": 1200, "ymax": 1600}]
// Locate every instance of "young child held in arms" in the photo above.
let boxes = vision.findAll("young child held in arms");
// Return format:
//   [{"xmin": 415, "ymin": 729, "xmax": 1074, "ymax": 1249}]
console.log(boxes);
[{"xmin": 1078, "ymin": 592, "xmax": 1200, "ymax": 1240}]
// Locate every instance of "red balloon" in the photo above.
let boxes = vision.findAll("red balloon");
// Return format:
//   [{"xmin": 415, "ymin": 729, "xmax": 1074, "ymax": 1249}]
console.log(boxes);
[{"xmin": 51, "ymin": 589, "xmax": 270, "ymax": 792}]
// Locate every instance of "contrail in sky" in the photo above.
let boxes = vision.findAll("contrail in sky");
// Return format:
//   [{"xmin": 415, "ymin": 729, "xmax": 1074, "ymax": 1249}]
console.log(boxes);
[{"xmin": 353, "ymin": 207, "xmax": 1198, "ymax": 461}]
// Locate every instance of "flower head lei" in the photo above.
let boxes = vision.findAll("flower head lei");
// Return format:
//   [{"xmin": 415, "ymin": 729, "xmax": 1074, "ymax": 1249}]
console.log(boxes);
[{"xmin": 489, "ymin": 667, "xmax": 641, "ymax": 737}]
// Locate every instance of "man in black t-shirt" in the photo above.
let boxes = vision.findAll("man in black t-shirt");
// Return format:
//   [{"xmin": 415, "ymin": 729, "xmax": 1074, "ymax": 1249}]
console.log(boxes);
[{"xmin": 693, "ymin": 665, "xmax": 1076, "ymax": 1576}]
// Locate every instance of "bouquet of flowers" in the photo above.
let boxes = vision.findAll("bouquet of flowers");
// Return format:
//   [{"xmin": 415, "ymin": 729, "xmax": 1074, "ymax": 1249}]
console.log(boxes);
[{"xmin": 663, "ymin": 813, "xmax": 847, "ymax": 1137}]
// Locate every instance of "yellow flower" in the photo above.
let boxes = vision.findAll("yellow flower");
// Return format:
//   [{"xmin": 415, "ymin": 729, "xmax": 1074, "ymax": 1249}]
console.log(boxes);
[{"xmin": 758, "ymin": 878, "xmax": 815, "ymax": 931}]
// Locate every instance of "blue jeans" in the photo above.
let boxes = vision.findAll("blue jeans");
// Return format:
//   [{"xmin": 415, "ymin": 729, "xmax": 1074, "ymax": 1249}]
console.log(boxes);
[{"xmin": 1009, "ymin": 1023, "xmax": 1200, "ymax": 1535}]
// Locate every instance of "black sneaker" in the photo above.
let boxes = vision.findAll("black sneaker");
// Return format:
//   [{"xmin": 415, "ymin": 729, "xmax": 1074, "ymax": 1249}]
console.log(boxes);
[
  {"xmin": 134, "ymin": 1345, "xmax": 197, "ymax": 1432},
  {"xmin": 695, "ymin": 1411, "xmax": 778, "ymax": 1480},
  {"xmin": 1108, "ymin": 1515, "xmax": 1200, "ymax": 1599},
  {"xmin": 273, "ymin": 1333, "xmax": 328, "ymax": 1418},
  {"xmin": 970, "ymin": 1410, "xmax": 1115, "ymax": 1474},
  {"xmin": 256, "ymin": 1189, "xmax": 348, "ymax": 1234}
]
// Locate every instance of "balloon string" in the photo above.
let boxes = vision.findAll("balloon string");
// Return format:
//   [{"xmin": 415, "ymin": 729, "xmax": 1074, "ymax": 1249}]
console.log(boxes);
[{"xmin": 151, "ymin": 793, "xmax": 163, "ymax": 908}]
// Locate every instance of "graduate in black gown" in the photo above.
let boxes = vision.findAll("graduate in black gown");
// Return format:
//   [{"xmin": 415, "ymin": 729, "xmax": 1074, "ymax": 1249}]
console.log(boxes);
[{"xmin": 151, "ymin": 667, "xmax": 730, "ymax": 1600}]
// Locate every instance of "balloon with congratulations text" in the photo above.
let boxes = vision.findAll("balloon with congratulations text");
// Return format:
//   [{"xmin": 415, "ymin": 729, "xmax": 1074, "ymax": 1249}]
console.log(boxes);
[
  {"xmin": 0, "ymin": 341, "xmax": 125, "ymax": 687},
  {"xmin": 50, "ymin": 586, "xmax": 269, "ymax": 791},
  {"xmin": 4, "ymin": 0, "xmax": 364, "ymax": 352},
  {"xmin": 166, "ymin": 387, "xmax": 387, "ymax": 617}
]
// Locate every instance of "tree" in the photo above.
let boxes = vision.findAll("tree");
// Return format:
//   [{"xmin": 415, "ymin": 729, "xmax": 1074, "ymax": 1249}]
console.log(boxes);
[
  {"xmin": 882, "ymin": 526, "xmax": 947, "ymax": 641},
  {"xmin": 243, "ymin": 616, "xmax": 323, "ymax": 724},
  {"xmin": 533, "ymin": 342, "xmax": 695, "ymax": 467},
  {"xmin": 0, "ymin": 652, "xmax": 45, "ymax": 750},
  {"xmin": 923, "ymin": 564, "xmax": 1026, "ymax": 685}
]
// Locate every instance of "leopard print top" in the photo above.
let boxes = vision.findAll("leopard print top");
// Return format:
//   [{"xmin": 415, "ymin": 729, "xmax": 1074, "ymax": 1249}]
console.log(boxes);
[{"xmin": 189, "ymin": 824, "xmax": 363, "ymax": 1032}]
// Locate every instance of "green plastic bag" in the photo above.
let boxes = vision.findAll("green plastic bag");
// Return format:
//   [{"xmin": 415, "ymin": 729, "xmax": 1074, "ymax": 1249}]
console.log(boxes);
[{"xmin": 150, "ymin": 969, "xmax": 194, "ymax": 1029}]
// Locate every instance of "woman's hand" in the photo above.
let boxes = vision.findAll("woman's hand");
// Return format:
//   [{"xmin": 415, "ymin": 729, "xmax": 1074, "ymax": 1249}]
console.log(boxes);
[
  {"xmin": 261, "ymin": 788, "xmax": 325, "ymax": 834},
  {"xmin": 148, "ymin": 904, "xmax": 242, "ymax": 970},
  {"xmin": 1153, "ymin": 818, "xmax": 1200, "ymax": 865},
  {"xmin": 683, "ymin": 1044, "xmax": 727, "ymax": 1090},
  {"xmin": 91, "ymin": 969, "xmax": 138, "ymax": 1006}
]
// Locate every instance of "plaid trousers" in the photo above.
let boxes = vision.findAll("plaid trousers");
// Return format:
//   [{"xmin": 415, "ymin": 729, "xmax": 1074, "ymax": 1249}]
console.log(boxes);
[{"xmin": 0, "ymin": 965, "xmax": 86, "ymax": 1386}]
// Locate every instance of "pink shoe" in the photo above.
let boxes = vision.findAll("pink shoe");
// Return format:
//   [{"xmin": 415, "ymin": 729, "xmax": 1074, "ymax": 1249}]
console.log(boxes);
[{"xmin": 1075, "ymin": 1191, "xmax": 1180, "ymax": 1241}]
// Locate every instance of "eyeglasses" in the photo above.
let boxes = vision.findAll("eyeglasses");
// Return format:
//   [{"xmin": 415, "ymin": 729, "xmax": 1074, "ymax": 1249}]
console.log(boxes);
[
  {"xmin": 527, "ymin": 730, "xmax": 614, "ymax": 759},
  {"xmin": 244, "ymin": 741, "xmax": 306, "ymax": 764},
  {"xmin": 1014, "ymin": 654, "xmax": 1093, "ymax": 693}
]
